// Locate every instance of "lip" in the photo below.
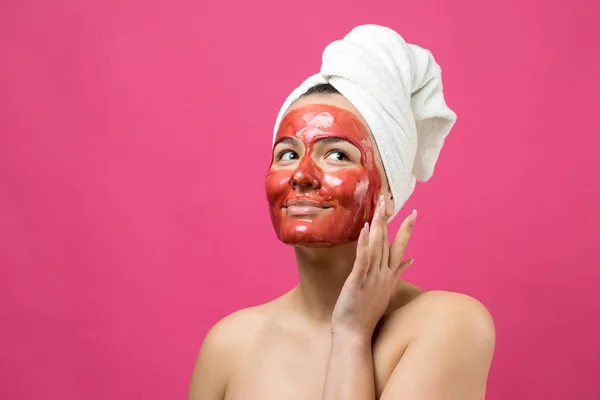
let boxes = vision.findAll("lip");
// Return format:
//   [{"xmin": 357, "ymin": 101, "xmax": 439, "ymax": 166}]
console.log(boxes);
[
  {"xmin": 283, "ymin": 199, "xmax": 331, "ymax": 209},
  {"xmin": 283, "ymin": 199, "xmax": 332, "ymax": 216}
]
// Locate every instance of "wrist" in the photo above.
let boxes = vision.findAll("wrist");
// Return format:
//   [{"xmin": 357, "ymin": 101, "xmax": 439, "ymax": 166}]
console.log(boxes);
[{"xmin": 330, "ymin": 327, "xmax": 372, "ymax": 347}]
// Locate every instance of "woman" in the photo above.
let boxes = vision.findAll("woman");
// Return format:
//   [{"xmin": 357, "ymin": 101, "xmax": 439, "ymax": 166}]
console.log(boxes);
[{"xmin": 189, "ymin": 25, "xmax": 495, "ymax": 400}]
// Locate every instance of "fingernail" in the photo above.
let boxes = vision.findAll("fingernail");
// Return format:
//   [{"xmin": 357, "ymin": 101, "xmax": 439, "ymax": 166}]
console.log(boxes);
[
  {"xmin": 409, "ymin": 258, "xmax": 414, "ymax": 265},
  {"xmin": 411, "ymin": 209, "xmax": 417, "ymax": 223},
  {"xmin": 365, "ymin": 222, "xmax": 369, "ymax": 230}
]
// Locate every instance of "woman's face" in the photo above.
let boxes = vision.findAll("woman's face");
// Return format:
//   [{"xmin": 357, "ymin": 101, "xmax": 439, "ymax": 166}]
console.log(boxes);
[{"xmin": 266, "ymin": 94, "xmax": 385, "ymax": 247}]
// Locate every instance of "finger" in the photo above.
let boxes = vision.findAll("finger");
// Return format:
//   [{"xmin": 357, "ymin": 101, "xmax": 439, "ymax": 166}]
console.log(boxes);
[
  {"xmin": 380, "ymin": 197, "xmax": 390, "ymax": 270},
  {"xmin": 393, "ymin": 258, "xmax": 414, "ymax": 277},
  {"xmin": 352, "ymin": 223, "xmax": 370, "ymax": 280},
  {"xmin": 388, "ymin": 209, "xmax": 417, "ymax": 270},
  {"xmin": 367, "ymin": 199, "xmax": 383, "ymax": 275}
]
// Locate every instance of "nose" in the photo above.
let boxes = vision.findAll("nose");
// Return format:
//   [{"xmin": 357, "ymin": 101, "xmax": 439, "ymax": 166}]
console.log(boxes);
[{"xmin": 290, "ymin": 156, "xmax": 321, "ymax": 190}]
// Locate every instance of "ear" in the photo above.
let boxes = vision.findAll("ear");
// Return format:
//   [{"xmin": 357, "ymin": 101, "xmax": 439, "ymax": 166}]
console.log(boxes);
[
  {"xmin": 376, "ymin": 187, "xmax": 395, "ymax": 219},
  {"xmin": 385, "ymin": 193, "xmax": 395, "ymax": 219}
]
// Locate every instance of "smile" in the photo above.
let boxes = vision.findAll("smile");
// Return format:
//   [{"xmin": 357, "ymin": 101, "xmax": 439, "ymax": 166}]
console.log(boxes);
[
  {"xmin": 283, "ymin": 200, "xmax": 332, "ymax": 216},
  {"xmin": 284, "ymin": 200, "xmax": 331, "ymax": 209}
]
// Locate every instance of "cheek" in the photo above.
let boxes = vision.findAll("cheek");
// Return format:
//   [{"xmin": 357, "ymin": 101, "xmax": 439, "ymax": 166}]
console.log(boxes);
[
  {"xmin": 265, "ymin": 170, "xmax": 290, "ymax": 204},
  {"xmin": 323, "ymin": 170, "xmax": 370, "ymax": 206}
]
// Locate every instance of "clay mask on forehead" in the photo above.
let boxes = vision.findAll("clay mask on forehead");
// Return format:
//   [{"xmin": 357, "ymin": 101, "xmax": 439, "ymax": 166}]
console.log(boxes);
[{"xmin": 265, "ymin": 104, "xmax": 382, "ymax": 247}]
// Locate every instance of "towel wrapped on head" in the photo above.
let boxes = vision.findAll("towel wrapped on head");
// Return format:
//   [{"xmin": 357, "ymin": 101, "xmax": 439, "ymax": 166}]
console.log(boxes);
[{"xmin": 273, "ymin": 24, "xmax": 457, "ymax": 221}]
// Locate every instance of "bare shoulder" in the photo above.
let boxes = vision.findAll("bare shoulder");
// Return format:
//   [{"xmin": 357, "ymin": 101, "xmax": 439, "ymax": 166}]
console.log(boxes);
[
  {"xmin": 374, "ymin": 286, "xmax": 495, "ymax": 398},
  {"xmin": 384, "ymin": 284, "xmax": 495, "ymax": 352},
  {"xmin": 411, "ymin": 290, "xmax": 495, "ymax": 340},
  {"xmin": 187, "ymin": 302, "xmax": 275, "ymax": 400},
  {"xmin": 204, "ymin": 304, "xmax": 269, "ymax": 352}
]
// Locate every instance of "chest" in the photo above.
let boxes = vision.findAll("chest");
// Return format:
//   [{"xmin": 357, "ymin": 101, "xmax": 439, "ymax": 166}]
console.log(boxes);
[{"xmin": 224, "ymin": 327, "xmax": 406, "ymax": 400}]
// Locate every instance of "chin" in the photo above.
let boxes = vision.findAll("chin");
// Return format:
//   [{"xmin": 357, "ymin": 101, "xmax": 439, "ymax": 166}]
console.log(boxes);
[
  {"xmin": 290, "ymin": 240, "xmax": 338, "ymax": 248},
  {"xmin": 277, "ymin": 229, "xmax": 357, "ymax": 248},
  {"xmin": 279, "ymin": 234, "xmax": 338, "ymax": 248}
]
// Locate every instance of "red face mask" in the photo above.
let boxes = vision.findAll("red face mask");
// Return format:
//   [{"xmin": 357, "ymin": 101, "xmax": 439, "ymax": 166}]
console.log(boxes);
[{"xmin": 266, "ymin": 104, "xmax": 382, "ymax": 247}]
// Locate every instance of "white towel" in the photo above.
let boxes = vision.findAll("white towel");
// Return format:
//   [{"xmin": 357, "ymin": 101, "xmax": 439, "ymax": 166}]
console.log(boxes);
[{"xmin": 273, "ymin": 24, "xmax": 457, "ymax": 221}]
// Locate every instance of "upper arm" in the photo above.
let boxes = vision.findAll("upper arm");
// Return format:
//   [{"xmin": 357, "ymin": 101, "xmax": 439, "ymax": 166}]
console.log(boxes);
[
  {"xmin": 188, "ymin": 311, "xmax": 251, "ymax": 400},
  {"xmin": 380, "ymin": 292, "xmax": 496, "ymax": 400}
]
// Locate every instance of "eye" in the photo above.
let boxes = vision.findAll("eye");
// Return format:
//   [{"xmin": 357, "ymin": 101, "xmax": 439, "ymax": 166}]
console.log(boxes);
[
  {"xmin": 278, "ymin": 150, "xmax": 299, "ymax": 161},
  {"xmin": 325, "ymin": 150, "xmax": 350, "ymax": 162}
]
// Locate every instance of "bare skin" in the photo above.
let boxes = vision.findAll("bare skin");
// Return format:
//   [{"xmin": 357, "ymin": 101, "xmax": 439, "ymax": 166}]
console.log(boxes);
[{"xmin": 188, "ymin": 95, "xmax": 495, "ymax": 400}]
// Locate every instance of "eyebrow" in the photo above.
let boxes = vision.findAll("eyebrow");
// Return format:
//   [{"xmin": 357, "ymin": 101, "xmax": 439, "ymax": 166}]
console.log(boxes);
[
  {"xmin": 274, "ymin": 137, "xmax": 299, "ymax": 147},
  {"xmin": 316, "ymin": 137, "xmax": 352, "ymax": 146}
]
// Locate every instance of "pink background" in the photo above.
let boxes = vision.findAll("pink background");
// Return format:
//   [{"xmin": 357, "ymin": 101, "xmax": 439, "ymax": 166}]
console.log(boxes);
[{"xmin": 1, "ymin": 0, "xmax": 599, "ymax": 399}]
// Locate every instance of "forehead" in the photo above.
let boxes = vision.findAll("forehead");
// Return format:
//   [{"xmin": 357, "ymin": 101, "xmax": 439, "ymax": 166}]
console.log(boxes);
[
  {"xmin": 287, "ymin": 93, "xmax": 370, "ymax": 130},
  {"xmin": 277, "ymin": 96, "xmax": 372, "ymax": 145}
]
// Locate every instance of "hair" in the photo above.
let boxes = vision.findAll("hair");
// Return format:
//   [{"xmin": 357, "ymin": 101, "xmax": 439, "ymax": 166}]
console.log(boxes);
[{"xmin": 299, "ymin": 83, "xmax": 340, "ymax": 98}]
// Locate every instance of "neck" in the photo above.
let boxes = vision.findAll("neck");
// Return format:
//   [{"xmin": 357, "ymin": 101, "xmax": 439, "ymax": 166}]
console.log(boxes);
[{"xmin": 291, "ymin": 240, "xmax": 358, "ymax": 323}]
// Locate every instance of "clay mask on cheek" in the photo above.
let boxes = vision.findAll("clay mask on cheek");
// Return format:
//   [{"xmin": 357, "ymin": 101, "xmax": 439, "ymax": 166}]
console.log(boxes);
[{"xmin": 265, "ymin": 104, "xmax": 382, "ymax": 247}]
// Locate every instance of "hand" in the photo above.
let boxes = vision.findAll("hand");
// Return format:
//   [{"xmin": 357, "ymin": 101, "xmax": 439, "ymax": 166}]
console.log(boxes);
[{"xmin": 331, "ymin": 195, "xmax": 416, "ymax": 339}]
